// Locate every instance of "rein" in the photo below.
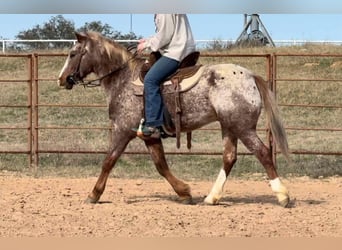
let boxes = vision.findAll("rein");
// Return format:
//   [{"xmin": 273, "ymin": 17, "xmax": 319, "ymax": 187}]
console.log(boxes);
[{"xmin": 78, "ymin": 63, "xmax": 127, "ymax": 88}]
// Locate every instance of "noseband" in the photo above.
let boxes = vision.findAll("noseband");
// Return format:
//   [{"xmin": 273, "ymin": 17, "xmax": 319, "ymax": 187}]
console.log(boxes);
[{"xmin": 65, "ymin": 42, "xmax": 87, "ymax": 87}]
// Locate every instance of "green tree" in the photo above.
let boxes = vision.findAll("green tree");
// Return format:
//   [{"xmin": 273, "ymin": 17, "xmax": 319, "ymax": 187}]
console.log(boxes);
[
  {"xmin": 40, "ymin": 15, "xmax": 75, "ymax": 40},
  {"xmin": 13, "ymin": 15, "xmax": 141, "ymax": 51},
  {"xmin": 77, "ymin": 21, "xmax": 141, "ymax": 47},
  {"xmin": 15, "ymin": 15, "xmax": 75, "ymax": 50},
  {"xmin": 77, "ymin": 21, "xmax": 115, "ymax": 37}
]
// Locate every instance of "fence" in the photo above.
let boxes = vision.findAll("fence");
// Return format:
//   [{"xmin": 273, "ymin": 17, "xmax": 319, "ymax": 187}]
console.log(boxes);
[
  {"xmin": 0, "ymin": 52, "xmax": 341, "ymax": 168},
  {"xmin": 3, "ymin": 39, "xmax": 342, "ymax": 53}
]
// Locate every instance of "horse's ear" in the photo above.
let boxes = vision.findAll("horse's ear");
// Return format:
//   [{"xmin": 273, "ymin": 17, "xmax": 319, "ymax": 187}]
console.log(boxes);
[{"xmin": 75, "ymin": 32, "xmax": 87, "ymax": 43}]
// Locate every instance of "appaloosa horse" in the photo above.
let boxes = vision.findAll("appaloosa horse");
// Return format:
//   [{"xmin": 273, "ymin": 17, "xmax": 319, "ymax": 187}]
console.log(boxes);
[{"xmin": 58, "ymin": 31, "xmax": 290, "ymax": 207}]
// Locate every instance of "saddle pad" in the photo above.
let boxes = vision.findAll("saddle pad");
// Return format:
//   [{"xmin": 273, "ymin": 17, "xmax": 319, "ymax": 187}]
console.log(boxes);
[{"xmin": 132, "ymin": 65, "xmax": 206, "ymax": 96}]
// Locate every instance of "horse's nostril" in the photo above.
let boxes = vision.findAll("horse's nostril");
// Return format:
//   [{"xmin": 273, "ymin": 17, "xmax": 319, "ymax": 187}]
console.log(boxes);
[{"xmin": 66, "ymin": 75, "xmax": 77, "ymax": 86}]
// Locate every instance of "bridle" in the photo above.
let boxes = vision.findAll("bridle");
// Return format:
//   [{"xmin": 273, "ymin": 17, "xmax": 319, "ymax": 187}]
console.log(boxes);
[{"xmin": 66, "ymin": 42, "xmax": 138, "ymax": 88}]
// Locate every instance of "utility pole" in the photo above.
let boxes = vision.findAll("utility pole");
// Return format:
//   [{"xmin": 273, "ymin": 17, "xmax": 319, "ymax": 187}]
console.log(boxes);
[{"xmin": 129, "ymin": 14, "xmax": 133, "ymax": 33}]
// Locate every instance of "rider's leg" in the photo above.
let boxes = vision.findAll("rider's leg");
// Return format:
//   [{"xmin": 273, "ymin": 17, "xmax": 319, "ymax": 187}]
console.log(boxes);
[{"xmin": 140, "ymin": 56, "xmax": 179, "ymax": 137}]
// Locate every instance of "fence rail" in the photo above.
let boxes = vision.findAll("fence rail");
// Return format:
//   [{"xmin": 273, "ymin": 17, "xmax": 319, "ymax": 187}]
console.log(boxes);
[
  {"xmin": 2, "ymin": 39, "xmax": 342, "ymax": 53},
  {"xmin": 0, "ymin": 52, "xmax": 341, "ymax": 168}
]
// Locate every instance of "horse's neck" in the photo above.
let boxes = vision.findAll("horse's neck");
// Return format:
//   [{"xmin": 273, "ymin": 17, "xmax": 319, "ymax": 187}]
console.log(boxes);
[{"xmin": 101, "ymin": 57, "xmax": 139, "ymax": 94}]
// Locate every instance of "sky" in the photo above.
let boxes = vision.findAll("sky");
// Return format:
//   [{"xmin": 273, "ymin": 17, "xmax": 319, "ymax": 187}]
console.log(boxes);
[{"xmin": 0, "ymin": 14, "xmax": 342, "ymax": 42}]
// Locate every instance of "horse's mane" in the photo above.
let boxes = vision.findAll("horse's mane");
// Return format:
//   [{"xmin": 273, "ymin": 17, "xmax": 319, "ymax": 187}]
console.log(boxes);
[{"xmin": 86, "ymin": 31, "xmax": 131, "ymax": 63}]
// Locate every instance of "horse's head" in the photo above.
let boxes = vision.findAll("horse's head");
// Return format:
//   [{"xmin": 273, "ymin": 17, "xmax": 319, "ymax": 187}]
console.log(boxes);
[
  {"xmin": 58, "ymin": 31, "xmax": 138, "ymax": 90},
  {"xmin": 57, "ymin": 32, "xmax": 97, "ymax": 89}
]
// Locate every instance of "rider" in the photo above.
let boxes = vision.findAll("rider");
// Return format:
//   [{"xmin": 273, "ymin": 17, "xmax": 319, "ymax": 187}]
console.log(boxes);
[{"xmin": 133, "ymin": 14, "xmax": 196, "ymax": 139}]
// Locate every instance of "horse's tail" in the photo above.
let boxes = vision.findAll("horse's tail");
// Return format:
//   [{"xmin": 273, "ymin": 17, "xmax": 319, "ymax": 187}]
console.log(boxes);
[{"xmin": 253, "ymin": 74, "xmax": 290, "ymax": 161}]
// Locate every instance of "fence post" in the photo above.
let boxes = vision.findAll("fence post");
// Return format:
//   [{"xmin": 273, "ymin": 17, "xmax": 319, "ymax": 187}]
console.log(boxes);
[
  {"xmin": 27, "ymin": 54, "xmax": 34, "ymax": 167},
  {"xmin": 32, "ymin": 53, "xmax": 39, "ymax": 167}
]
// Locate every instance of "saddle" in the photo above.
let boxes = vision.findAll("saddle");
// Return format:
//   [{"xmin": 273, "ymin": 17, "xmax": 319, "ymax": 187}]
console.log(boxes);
[
  {"xmin": 133, "ymin": 51, "xmax": 202, "ymax": 149},
  {"xmin": 139, "ymin": 51, "xmax": 201, "ymax": 82}
]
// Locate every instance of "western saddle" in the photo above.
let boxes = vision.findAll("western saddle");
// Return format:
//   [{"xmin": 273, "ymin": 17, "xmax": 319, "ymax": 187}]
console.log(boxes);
[{"xmin": 137, "ymin": 51, "xmax": 202, "ymax": 149}]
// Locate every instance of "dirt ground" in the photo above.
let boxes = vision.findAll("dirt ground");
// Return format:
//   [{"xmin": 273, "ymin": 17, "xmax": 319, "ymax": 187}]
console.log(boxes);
[{"xmin": 0, "ymin": 172, "xmax": 341, "ymax": 237}]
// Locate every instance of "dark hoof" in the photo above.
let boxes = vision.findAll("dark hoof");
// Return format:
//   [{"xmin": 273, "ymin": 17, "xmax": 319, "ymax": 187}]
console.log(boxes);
[
  {"xmin": 179, "ymin": 197, "xmax": 194, "ymax": 205},
  {"xmin": 85, "ymin": 196, "xmax": 99, "ymax": 204}
]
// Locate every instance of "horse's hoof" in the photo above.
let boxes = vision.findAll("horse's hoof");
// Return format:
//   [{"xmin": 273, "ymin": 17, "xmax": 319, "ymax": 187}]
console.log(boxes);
[
  {"xmin": 275, "ymin": 191, "xmax": 290, "ymax": 208},
  {"xmin": 279, "ymin": 197, "xmax": 290, "ymax": 208},
  {"xmin": 199, "ymin": 201, "xmax": 217, "ymax": 206},
  {"xmin": 179, "ymin": 197, "xmax": 194, "ymax": 205},
  {"xmin": 270, "ymin": 178, "xmax": 290, "ymax": 208},
  {"xmin": 203, "ymin": 196, "xmax": 220, "ymax": 205},
  {"xmin": 85, "ymin": 196, "xmax": 99, "ymax": 204}
]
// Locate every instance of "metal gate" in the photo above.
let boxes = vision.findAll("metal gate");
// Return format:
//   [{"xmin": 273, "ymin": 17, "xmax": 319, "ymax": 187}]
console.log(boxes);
[{"xmin": 0, "ymin": 52, "xmax": 341, "ymax": 168}]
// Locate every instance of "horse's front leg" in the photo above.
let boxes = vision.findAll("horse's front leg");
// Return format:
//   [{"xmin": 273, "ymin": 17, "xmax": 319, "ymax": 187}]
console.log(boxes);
[
  {"xmin": 144, "ymin": 138, "xmax": 192, "ymax": 204},
  {"xmin": 86, "ymin": 133, "xmax": 133, "ymax": 203}
]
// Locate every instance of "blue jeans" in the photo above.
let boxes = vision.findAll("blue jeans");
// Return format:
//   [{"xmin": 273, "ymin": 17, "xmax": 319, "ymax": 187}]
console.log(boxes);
[{"xmin": 144, "ymin": 56, "xmax": 179, "ymax": 127}]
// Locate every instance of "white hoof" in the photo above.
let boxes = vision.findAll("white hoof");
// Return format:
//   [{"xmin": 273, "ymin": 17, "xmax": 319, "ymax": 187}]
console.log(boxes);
[
  {"xmin": 204, "ymin": 195, "xmax": 220, "ymax": 205},
  {"xmin": 277, "ymin": 193, "xmax": 290, "ymax": 207},
  {"xmin": 270, "ymin": 178, "xmax": 290, "ymax": 207}
]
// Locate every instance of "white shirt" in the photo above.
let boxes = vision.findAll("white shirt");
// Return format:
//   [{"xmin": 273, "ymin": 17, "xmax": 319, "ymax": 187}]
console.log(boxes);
[{"xmin": 143, "ymin": 14, "xmax": 196, "ymax": 62}]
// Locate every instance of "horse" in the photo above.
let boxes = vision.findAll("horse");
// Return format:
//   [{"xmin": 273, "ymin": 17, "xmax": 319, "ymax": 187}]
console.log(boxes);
[{"xmin": 57, "ymin": 31, "xmax": 290, "ymax": 207}]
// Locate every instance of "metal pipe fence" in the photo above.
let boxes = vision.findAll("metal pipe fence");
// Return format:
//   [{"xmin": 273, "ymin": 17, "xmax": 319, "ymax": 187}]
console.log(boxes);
[
  {"xmin": 0, "ymin": 52, "xmax": 341, "ymax": 168},
  {"xmin": 3, "ymin": 39, "xmax": 342, "ymax": 53}
]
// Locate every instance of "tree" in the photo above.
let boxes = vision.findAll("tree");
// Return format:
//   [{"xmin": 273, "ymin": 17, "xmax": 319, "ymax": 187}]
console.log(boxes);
[
  {"xmin": 40, "ymin": 15, "xmax": 76, "ymax": 40},
  {"xmin": 77, "ymin": 21, "xmax": 115, "ymax": 38},
  {"xmin": 15, "ymin": 15, "xmax": 75, "ymax": 50},
  {"xmin": 77, "ymin": 21, "xmax": 141, "ymax": 47},
  {"xmin": 13, "ymin": 15, "xmax": 141, "ymax": 51}
]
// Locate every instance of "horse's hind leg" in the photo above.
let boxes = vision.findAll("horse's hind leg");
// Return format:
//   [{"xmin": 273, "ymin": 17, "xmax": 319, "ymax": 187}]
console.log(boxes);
[
  {"xmin": 144, "ymin": 139, "xmax": 192, "ymax": 204},
  {"xmin": 204, "ymin": 131, "xmax": 238, "ymax": 205},
  {"xmin": 239, "ymin": 130, "xmax": 290, "ymax": 207}
]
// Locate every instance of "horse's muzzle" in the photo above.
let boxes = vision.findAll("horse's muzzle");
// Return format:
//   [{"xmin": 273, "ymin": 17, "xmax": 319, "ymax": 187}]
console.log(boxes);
[{"xmin": 66, "ymin": 74, "xmax": 78, "ymax": 89}]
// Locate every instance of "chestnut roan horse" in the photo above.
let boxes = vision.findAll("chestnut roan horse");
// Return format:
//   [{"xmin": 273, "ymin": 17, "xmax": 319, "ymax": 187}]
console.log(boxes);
[{"xmin": 58, "ymin": 31, "xmax": 290, "ymax": 207}]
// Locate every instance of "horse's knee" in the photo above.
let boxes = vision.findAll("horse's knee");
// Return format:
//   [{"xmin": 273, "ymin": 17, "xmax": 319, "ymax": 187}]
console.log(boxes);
[{"xmin": 270, "ymin": 178, "xmax": 290, "ymax": 207}]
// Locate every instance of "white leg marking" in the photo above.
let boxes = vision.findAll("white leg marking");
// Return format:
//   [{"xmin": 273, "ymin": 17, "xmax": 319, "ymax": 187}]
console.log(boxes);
[
  {"xmin": 269, "ymin": 177, "xmax": 290, "ymax": 207},
  {"xmin": 204, "ymin": 168, "xmax": 227, "ymax": 205}
]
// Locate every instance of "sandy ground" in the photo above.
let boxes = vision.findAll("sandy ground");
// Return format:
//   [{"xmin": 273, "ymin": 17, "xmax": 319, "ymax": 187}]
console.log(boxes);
[{"xmin": 0, "ymin": 173, "xmax": 341, "ymax": 237}]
